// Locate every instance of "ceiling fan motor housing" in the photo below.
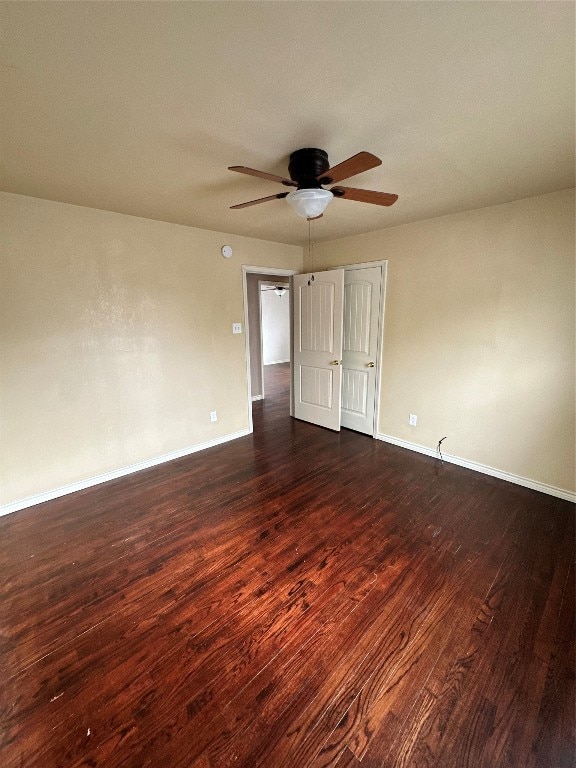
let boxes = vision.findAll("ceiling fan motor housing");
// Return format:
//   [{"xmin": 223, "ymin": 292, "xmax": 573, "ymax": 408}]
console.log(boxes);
[{"xmin": 288, "ymin": 148, "xmax": 330, "ymax": 188}]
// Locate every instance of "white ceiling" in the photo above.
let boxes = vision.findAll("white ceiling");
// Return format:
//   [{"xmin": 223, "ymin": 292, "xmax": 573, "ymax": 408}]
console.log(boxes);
[{"xmin": 1, "ymin": 1, "xmax": 574, "ymax": 246}]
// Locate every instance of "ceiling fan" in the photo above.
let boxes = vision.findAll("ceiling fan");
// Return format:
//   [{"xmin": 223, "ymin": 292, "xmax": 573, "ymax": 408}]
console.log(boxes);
[
  {"xmin": 229, "ymin": 148, "xmax": 398, "ymax": 220},
  {"xmin": 261, "ymin": 284, "xmax": 289, "ymax": 296}
]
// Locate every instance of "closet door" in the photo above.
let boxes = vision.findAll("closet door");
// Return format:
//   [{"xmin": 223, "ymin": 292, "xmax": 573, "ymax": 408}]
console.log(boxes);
[
  {"xmin": 340, "ymin": 266, "xmax": 383, "ymax": 435},
  {"xmin": 292, "ymin": 270, "xmax": 344, "ymax": 431}
]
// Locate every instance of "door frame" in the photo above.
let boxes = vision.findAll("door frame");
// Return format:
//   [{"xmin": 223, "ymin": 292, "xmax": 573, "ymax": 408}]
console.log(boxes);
[
  {"xmin": 242, "ymin": 265, "xmax": 298, "ymax": 434},
  {"xmin": 328, "ymin": 260, "xmax": 388, "ymax": 438}
]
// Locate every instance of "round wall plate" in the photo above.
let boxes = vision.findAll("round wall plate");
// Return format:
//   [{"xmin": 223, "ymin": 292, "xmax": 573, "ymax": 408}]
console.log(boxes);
[{"xmin": 221, "ymin": 245, "xmax": 233, "ymax": 259}]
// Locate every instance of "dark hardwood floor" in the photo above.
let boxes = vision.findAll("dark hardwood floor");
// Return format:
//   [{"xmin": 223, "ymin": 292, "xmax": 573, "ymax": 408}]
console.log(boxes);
[{"xmin": 1, "ymin": 362, "xmax": 574, "ymax": 767}]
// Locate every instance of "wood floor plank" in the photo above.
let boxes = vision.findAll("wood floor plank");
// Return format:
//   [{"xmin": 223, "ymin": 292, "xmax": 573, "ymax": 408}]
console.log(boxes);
[
  {"xmin": 207, "ymin": 534, "xmax": 488, "ymax": 767},
  {"xmin": 360, "ymin": 501, "xmax": 575, "ymax": 768},
  {"xmin": 343, "ymin": 492, "xmax": 524, "ymax": 763},
  {"xmin": 532, "ymin": 558, "xmax": 575, "ymax": 768},
  {"xmin": 0, "ymin": 363, "xmax": 573, "ymax": 768},
  {"xmin": 266, "ymin": 541, "xmax": 484, "ymax": 766}
]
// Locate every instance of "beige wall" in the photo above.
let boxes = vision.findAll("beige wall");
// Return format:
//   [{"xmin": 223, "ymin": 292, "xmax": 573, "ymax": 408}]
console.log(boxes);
[
  {"xmin": 0, "ymin": 193, "xmax": 302, "ymax": 506},
  {"xmin": 313, "ymin": 189, "xmax": 575, "ymax": 494},
  {"xmin": 2, "ymin": 189, "xmax": 574, "ymax": 507}
]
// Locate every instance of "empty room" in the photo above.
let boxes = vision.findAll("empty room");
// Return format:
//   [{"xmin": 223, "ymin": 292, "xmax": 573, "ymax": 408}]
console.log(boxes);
[{"xmin": 1, "ymin": 2, "xmax": 574, "ymax": 767}]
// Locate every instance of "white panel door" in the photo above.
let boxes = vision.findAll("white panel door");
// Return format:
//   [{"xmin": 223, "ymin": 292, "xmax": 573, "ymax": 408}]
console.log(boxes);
[
  {"xmin": 292, "ymin": 270, "xmax": 344, "ymax": 431},
  {"xmin": 341, "ymin": 266, "xmax": 382, "ymax": 435}
]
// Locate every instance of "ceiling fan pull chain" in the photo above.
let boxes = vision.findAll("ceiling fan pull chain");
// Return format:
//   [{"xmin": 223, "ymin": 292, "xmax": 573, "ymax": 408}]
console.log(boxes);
[{"xmin": 307, "ymin": 217, "xmax": 316, "ymax": 284}]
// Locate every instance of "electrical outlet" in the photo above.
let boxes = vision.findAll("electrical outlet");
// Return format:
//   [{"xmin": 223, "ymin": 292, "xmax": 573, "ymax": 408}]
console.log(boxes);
[
  {"xmin": 210, "ymin": 411, "xmax": 218, "ymax": 422},
  {"xmin": 409, "ymin": 414, "xmax": 417, "ymax": 426},
  {"xmin": 232, "ymin": 323, "xmax": 242, "ymax": 334}
]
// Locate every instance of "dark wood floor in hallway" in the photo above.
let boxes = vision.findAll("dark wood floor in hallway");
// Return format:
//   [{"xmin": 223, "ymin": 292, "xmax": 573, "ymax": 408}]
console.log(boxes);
[{"xmin": 1, "ymin": 362, "xmax": 574, "ymax": 767}]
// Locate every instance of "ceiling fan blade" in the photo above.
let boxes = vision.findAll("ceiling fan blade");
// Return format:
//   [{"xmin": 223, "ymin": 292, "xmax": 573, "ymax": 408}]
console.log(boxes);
[
  {"xmin": 318, "ymin": 152, "xmax": 382, "ymax": 184},
  {"xmin": 228, "ymin": 166, "xmax": 297, "ymax": 187},
  {"xmin": 230, "ymin": 192, "xmax": 289, "ymax": 209},
  {"xmin": 331, "ymin": 186, "xmax": 398, "ymax": 206}
]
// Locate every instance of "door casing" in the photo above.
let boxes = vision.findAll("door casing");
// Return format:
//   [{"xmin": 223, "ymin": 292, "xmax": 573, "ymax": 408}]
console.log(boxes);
[{"xmin": 290, "ymin": 261, "xmax": 387, "ymax": 437}]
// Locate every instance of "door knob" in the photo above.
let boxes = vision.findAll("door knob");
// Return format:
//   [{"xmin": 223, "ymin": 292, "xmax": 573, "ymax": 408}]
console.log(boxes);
[
  {"xmin": 330, "ymin": 360, "xmax": 340, "ymax": 366},
  {"xmin": 367, "ymin": 362, "xmax": 375, "ymax": 368}
]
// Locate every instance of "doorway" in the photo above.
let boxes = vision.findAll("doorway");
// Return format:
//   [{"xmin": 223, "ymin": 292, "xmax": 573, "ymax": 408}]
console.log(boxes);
[
  {"xmin": 260, "ymin": 280, "xmax": 290, "ymax": 371},
  {"xmin": 242, "ymin": 266, "xmax": 297, "ymax": 433}
]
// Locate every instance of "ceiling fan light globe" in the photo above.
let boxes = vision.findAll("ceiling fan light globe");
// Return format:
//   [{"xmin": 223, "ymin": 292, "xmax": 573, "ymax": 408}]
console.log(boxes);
[{"xmin": 286, "ymin": 189, "xmax": 333, "ymax": 219}]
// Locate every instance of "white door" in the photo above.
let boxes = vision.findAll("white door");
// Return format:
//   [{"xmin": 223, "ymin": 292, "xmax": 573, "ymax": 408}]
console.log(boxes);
[
  {"xmin": 292, "ymin": 270, "xmax": 344, "ymax": 431},
  {"xmin": 340, "ymin": 266, "xmax": 383, "ymax": 435}
]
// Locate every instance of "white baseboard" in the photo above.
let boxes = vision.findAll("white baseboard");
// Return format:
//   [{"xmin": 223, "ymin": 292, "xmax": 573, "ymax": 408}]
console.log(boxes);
[
  {"xmin": 264, "ymin": 360, "xmax": 290, "ymax": 366},
  {"xmin": 0, "ymin": 428, "xmax": 251, "ymax": 517},
  {"xmin": 251, "ymin": 394, "xmax": 264, "ymax": 402},
  {"xmin": 4, "ymin": 428, "xmax": 572, "ymax": 517},
  {"xmin": 377, "ymin": 433, "xmax": 576, "ymax": 503}
]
